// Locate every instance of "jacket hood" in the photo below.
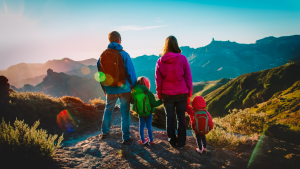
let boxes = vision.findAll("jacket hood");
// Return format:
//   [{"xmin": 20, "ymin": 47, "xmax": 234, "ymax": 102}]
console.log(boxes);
[
  {"xmin": 160, "ymin": 52, "xmax": 182, "ymax": 63},
  {"xmin": 108, "ymin": 42, "xmax": 123, "ymax": 51},
  {"xmin": 192, "ymin": 96, "xmax": 206, "ymax": 110},
  {"xmin": 132, "ymin": 85, "xmax": 148, "ymax": 94}
]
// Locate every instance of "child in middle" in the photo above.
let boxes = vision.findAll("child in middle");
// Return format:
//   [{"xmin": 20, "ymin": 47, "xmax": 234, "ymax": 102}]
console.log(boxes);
[{"xmin": 131, "ymin": 76, "xmax": 163, "ymax": 145}]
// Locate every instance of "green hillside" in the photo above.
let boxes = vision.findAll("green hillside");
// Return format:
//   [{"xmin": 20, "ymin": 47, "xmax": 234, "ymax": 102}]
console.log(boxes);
[
  {"xmin": 192, "ymin": 78, "xmax": 230, "ymax": 99},
  {"xmin": 255, "ymin": 80, "xmax": 300, "ymax": 127},
  {"xmin": 203, "ymin": 60, "xmax": 300, "ymax": 117},
  {"xmin": 212, "ymin": 79, "xmax": 300, "ymax": 145}
]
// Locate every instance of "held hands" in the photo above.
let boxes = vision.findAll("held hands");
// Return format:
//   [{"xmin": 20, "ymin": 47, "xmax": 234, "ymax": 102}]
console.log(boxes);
[{"xmin": 186, "ymin": 97, "xmax": 191, "ymax": 111}]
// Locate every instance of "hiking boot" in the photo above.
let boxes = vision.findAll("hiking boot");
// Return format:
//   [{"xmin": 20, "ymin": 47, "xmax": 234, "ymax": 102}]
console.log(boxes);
[
  {"xmin": 196, "ymin": 148, "xmax": 202, "ymax": 154},
  {"xmin": 140, "ymin": 138, "xmax": 149, "ymax": 145},
  {"xmin": 122, "ymin": 138, "xmax": 133, "ymax": 145}
]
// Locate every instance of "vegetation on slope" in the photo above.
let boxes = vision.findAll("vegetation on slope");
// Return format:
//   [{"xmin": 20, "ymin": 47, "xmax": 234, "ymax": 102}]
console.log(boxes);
[
  {"xmin": 192, "ymin": 78, "xmax": 230, "ymax": 99},
  {"xmin": 2, "ymin": 90, "xmax": 104, "ymax": 135},
  {"xmin": 203, "ymin": 61, "xmax": 300, "ymax": 117},
  {"xmin": 0, "ymin": 118, "xmax": 63, "ymax": 168},
  {"xmin": 212, "ymin": 79, "xmax": 300, "ymax": 146}
]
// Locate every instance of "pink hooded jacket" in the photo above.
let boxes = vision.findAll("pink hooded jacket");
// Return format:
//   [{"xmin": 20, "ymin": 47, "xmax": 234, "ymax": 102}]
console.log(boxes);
[{"xmin": 155, "ymin": 52, "xmax": 193, "ymax": 99}]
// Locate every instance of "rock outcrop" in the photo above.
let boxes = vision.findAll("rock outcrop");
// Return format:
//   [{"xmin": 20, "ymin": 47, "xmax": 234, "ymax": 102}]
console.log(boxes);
[{"xmin": 0, "ymin": 76, "xmax": 12, "ymax": 104}]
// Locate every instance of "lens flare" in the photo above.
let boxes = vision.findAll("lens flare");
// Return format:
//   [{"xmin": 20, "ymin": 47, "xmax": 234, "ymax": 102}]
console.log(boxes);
[
  {"xmin": 57, "ymin": 110, "xmax": 77, "ymax": 133},
  {"xmin": 247, "ymin": 130, "xmax": 265, "ymax": 168},
  {"xmin": 122, "ymin": 84, "xmax": 127, "ymax": 90},
  {"xmin": 105, "ymin": 74, "xmax": 114, "ymax": 86},
  {"xmin": 99, "ymin": 72, "xmax": 106, "ymax": 82},
  {"xmin": 117, "ymin": 82, "xmax": 123, "ymax": 87},
  {"xmin": 81, "ymin": 66, "xmax": 91, "ymax": 75},
  {"xmin": 94, "ymin": 72, "xmax": 100, "ymax": 82}
]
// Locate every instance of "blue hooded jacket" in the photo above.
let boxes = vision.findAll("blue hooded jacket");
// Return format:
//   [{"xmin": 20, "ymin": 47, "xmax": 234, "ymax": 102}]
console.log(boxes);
[{"xmin": 97, "ymin": 42, "xmax": 137, "ymax": 94}]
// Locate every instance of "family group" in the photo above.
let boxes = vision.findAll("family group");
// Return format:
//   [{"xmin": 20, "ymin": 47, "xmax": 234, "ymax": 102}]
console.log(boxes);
[{"xmin": 97, "ymin": 31, "xmax": 213, "ymax": 153}]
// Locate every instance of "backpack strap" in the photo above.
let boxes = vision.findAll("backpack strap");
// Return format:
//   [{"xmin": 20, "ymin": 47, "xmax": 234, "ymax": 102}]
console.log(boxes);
[
  {"xmin": 118, "ymin": 49, "xmax": 133, "ymax": 89},
  {"xmin": 97, "ymin": 65, "xmax": 106, "ymax": 95}
]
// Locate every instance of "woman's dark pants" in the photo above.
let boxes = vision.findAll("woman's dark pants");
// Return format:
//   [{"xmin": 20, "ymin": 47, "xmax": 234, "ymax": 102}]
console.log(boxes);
[{"xmin": 162, "ymin": 93, "xmax": 187, "ymax": 148}]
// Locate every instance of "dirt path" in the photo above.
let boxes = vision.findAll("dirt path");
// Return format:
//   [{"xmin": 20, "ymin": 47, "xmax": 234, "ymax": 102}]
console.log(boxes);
[{"xmin": 49, "ymin": 108, "xmax": 300, "ymax": 169}]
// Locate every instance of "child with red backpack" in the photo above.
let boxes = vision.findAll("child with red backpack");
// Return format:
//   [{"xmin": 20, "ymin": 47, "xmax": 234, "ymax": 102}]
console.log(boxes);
[
  {"xmin": 186, "ymin": 96, "xmax": 213, "ymax": 153},
  {"xmin": 131, "ymin": 76, "xmax": 162, "ymax": 145}
]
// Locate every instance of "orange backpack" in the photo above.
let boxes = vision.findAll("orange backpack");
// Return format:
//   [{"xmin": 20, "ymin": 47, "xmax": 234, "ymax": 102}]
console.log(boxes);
[{"xmin": 99, "ymin": 49, "xmax": 127, "ymax": 87}]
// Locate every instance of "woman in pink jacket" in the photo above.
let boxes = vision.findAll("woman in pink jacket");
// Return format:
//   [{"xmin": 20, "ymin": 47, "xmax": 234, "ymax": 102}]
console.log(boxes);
[{"xmin": 155, "ymin": 36, "xmax": 193, "ymax": 149}]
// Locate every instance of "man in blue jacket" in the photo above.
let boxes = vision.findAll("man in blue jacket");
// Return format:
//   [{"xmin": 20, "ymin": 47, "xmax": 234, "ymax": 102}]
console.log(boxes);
[{"xmin": 97, "ymin": 31, "xmax": 137, "ymax": 144}]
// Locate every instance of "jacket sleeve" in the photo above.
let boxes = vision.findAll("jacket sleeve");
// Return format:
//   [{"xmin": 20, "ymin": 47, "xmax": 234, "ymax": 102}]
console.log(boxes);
[
  {"xmin": 186, "ymin": 106, "xmax": 196, "ymax": 130},
  {"xmin": 186, "ymin": 106, "xmax": 195, "ymax": 123},
  {"xmin": 122, "ymin": 51, "xmax": 137, "ymax": 87},
  {"xmin": 183, "ymin": 56, "xmax": 193, "ymax": 98},
  {"xmin": 155, "ymin": 61, "xmax": 163, "ymax": 99},
  {"xmin": 207, "ymin": 111, "xmax": 213, "ymax": 130},
  {"xmin": 148, "ymin": 91, "xmax": 162, "ymax": 107}
]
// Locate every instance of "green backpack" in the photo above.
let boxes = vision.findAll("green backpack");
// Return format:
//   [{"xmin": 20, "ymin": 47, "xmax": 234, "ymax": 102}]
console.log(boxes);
[{"xmin": 132, "ymin": 91, "xmax": 152, "ymax": 117}]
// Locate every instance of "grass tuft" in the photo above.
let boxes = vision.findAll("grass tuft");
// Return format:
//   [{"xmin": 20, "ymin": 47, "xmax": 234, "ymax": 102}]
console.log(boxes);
[{"xmin": 0, "ymin": 118, "xmax": 63, "ymax": 168}]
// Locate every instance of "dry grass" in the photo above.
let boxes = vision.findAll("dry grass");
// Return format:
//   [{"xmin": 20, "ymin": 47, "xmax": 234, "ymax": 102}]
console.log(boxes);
[
  {"xmin": 206, "ymin": 125, "xmax": 258, "ymax": 151},
  {"xmin": 89, "ymin": 97, "xmax": 105, "ymax": 105},
  {"xmin": 60, "ymin": 96, "xmax": 84, "ymax": 104},
  {"xmin": 213, "ymin": 108, "xmax": 267, "ymax": 135}
]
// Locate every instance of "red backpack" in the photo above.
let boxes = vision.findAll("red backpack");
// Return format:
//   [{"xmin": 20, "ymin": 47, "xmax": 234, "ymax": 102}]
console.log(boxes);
[
  {"xmin": 194, "ymin": 109, "xmax": 210, "ymax": 135},
  {"xmin": 99, "ymin": 49, "xmax": 127, "ymax": 87}
]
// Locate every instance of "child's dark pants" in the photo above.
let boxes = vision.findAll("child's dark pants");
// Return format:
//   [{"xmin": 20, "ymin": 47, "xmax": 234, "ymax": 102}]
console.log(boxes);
[{"xmin": 196, "ymin": 134, "xmax": 207, "ymax": 150}]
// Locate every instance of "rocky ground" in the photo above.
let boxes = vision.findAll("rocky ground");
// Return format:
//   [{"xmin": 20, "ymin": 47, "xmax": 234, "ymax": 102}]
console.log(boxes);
[{"xmin": 46, "ymin": 108, "xmax": 300, "ymax": 169}]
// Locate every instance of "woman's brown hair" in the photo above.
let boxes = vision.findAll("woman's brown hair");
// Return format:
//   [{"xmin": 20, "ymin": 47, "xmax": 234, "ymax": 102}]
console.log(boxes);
[{"xmin": 162, "ymin": 36, "xmax": 181, "ymax": 56}]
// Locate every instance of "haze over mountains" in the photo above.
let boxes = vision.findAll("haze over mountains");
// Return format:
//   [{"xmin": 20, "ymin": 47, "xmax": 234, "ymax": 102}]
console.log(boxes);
[
  {"xmin": 13, "ymin": 69, "xmax": 105, "ymax": 103},
  {"xmin": 0, "ymin": 58, "xmax": 96, "ymax": 88},
  {"xmin": 3, "ymin": 35, "xmax": 300, "ymax": 98}
]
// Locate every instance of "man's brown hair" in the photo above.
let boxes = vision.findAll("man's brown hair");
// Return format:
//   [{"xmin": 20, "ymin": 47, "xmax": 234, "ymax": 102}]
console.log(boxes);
[
  {"xmin": 162, "ymin": 35, "xmax": 181, "ymax": 56},
  {"xmin": 108, "ymin": 31, "xmax": 121, "ymax": 43}
]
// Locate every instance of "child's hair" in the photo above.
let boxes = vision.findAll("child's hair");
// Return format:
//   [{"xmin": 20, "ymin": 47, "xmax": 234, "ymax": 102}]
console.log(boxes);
[{"xmin": 137, "ymin": 76, "xmax": 150, "ymax": 89}]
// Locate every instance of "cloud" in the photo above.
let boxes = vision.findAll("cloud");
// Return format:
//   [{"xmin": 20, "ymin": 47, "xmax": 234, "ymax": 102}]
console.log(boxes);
[
  {"xmin": 207, "ymin": 32, "xmax": 219, "ymax": 35},
  {"xmin": 155, "ymin": 17, "xmax": 164, "ymax": 22},
  {"xmin": 115, "ymin": 25, "xmax": 168, "ymax": 31},
  {"xmin": 3, "ymin": 1, "xmax": 8, "ymax": 13}
]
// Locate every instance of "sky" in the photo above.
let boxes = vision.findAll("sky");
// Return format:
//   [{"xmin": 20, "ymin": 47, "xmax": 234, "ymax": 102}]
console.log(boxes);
[{"xmin": 0, "ymin": 0, "xmax": 300, "ymax": 70}]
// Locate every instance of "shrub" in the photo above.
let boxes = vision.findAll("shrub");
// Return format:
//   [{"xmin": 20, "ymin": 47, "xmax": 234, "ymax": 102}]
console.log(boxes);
[
  {"xmin": 89, "ymin": 97, "xmax": 105, "ymax": 105},
  {"xmin": 60, "ymin": 96, "xmax": 84, "ymax": 104},
  {"xmin": 206, "ymin": 125, "xmax": 257, "ymax": 151},
  {"xmin": 152, "ymin": 105, "xmax": 166, "ymax": 128},
  {"xmin": 213, "ymin": 108, "xmax": 267, "ymax": 135},
  {"xmin": 0, "ymin": 118, "xmax": 63, "ymax": 168}
]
